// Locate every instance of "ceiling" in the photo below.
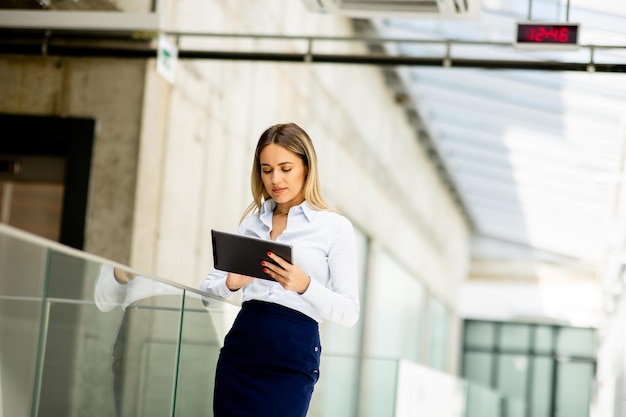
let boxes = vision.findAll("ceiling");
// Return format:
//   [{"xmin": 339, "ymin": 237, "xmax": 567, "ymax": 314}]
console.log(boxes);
[{"xmin": 369, "ymin": 0, "xmax": 626, "ymax": 264}]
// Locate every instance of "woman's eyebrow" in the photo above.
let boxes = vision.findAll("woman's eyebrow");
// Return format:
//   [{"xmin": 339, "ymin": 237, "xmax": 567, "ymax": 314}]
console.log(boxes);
[{"xmin": 261, "ymin": 161, "xmax": 294, "ymax": 166}]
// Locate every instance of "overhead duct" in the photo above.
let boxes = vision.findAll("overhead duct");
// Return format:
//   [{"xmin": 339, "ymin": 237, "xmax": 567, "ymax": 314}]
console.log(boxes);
[{"xmin": 302, "ymin": 0, "xmax": 481, "ymax": 19}]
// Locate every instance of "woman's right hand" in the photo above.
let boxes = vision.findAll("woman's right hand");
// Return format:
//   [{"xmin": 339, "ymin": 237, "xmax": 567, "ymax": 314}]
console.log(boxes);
[{"xmin": 226, "ymin": 273, "xmax": 254, "ymax": 291}]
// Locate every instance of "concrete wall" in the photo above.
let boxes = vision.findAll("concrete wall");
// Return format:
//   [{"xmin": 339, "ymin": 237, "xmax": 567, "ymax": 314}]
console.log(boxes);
[{"xmin": 0, "ymin": 56, "xmax": 147, "ymax": 265}]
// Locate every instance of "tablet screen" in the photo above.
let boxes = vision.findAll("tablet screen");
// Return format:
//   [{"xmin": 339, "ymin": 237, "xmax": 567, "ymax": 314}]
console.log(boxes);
[{"xmin": 211, "ymin": 229, "xmax": 293, "ymax": 281}]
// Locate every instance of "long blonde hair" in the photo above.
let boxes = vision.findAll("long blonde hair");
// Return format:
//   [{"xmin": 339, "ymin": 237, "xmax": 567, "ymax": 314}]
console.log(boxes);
[{"xmin": 241, "ymin": 123, "xmax": 329, "ymax": 221}]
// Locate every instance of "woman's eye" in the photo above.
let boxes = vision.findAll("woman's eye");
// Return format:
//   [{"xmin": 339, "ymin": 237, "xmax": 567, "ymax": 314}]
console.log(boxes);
[
  {"xmin": 262, "ymin": 170, "xmax": 272, "ymax": 174},
  {"xmin": 282, "ymin": 169, "xmax": 292, "ymax": 173}
]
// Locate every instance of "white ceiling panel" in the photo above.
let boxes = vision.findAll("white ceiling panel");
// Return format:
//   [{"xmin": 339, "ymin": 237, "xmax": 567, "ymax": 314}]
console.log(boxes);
[{"xmin": 375, "ymin": 1, "xmax": 626, "ymax": 262}]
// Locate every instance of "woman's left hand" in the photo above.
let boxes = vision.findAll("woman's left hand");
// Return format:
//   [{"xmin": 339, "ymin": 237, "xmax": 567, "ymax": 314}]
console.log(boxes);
[{"xmin": 262, "ymin": 251, "xmax": 311, "ymax": 294}]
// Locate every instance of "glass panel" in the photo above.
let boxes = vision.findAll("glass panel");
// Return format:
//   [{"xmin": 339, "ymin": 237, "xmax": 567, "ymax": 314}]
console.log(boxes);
[
  {"xmin": 0, "ymin": 224, "xmax": 264, "ymax": 417},
  {"xmin": 555, "ymin": 361, "xmax": 594, "ymax": 417},
  {"xmin": 35, "ymin": 259, "xmax": 186, "ymax": 417},
  {"xmin": 506, "ymin": 397, "xmax": 526, "ymax": 417},
  {"xmin": 534, "ymin": 326, "xmax": 554, "ymax": 354},
  {"xmin": 428, "ymin": 298, "xmax": 450, "ymax": 371},
  {"xmin": 464, "ymin": 321, "xmax": 495, "ymax": 349},
  {"xmin": 556, "ymin": 327, "xmax": 595, "ymax": 357},
  {"xmin": 310, "ymin": 354, "xmax": 360, "ymax": 417},
  {"xmin": 499, "ymin": 324, "xmax": 530, "ymax": 351},
  {"xmin": 497, "ymin": 354, "xmax": 529, "ymax": 417},
  {"xmin": 175, "ymin": 294, "xmax": 234, "ymax": 417},
  {"xmin": 364, "ymin": 251, "xmax": 424, "ymax": 362},
  {"xmin": 462, "ymin": 320, "xmax": 596, "ymax": 417},
  {"xmin": 530, "ymin": 357, "xmax": 553, "ymax": 417},
  {"xmin": 395, "ymin": 360, "xmax": 466, "ymax": 417},
  {"xmin": 465, "ymin": 383, "xmax": 501, "ymax": 417},
  {"xmin": 38, "ymin": 299, "xmax": 122, "ymax": 417},
  {"xmin": 0, "ymin": 227, "xmax": 48, "ymax": 417},
  {"xmin": 496, "ymin": 354, "xmax": 528, "ymax": 400},
  {"xmin": 358, "ymin": 358, "xmax": 398, "ymax": 417},
  {"xmin": 463, "ymin": 352, "xmax": 493, "ymax": 387}
]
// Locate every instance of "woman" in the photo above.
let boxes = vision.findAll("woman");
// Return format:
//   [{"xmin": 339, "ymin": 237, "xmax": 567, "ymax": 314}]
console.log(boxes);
[{"xmin": 201, "ymin": 122, "xmax": 360, "ymax": 417}]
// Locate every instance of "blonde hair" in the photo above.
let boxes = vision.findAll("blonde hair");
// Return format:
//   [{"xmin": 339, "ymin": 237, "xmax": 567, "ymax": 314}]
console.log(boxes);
[{"xmin": 241, "ymin": 123, "xmax": 329, "ymax": 221}]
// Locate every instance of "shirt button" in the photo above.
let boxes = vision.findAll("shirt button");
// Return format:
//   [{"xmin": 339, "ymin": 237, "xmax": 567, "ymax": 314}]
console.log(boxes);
[{"xmin": 314, "ymin": 346, "xmax": 319, "ymax": 352}]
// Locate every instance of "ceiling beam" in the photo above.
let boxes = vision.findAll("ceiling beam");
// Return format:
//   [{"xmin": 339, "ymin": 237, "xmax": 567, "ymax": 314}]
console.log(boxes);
[{"xmin": 1, "ymin": 28, "xmax": 626, "ymax": 72}]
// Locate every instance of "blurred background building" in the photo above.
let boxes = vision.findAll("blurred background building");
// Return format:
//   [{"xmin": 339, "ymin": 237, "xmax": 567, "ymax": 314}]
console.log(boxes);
[{"xmin": 1, "ymin": 0, "xmax": 626, "ymax": 416}]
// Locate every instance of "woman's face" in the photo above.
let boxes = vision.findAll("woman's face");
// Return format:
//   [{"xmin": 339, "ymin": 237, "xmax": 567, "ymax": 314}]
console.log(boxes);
[{"xmin": 259, "ymin": 143, "xmax": 307, "ymax": 207}]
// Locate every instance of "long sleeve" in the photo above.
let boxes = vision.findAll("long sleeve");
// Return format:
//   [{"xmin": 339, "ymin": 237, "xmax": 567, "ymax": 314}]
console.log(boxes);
[
  {"xmin": 200, "ymin": 268, "xmax": 238, "ymax": 299},
  {"xmin": 299, "ymin": 217, "xmax": 360, "ymax": 327},
  {"xmin": 94, "ymin": 264, "xmax": 127, "ymax": 312}
]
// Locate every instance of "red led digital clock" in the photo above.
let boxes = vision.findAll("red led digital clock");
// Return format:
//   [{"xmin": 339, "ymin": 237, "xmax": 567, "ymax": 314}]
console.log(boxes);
[{"xmin": 515, "ymin": 22, "xmax": 580, "ymax": 50}]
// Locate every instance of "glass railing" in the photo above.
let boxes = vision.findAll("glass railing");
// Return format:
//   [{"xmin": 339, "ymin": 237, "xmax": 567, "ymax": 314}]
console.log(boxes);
[
  {"xmin": 0, "ymin": 223, "xmax": 513, "ymax": 417},
  {"xmin": 0, "ymin": 224, "xmax": 235, "ymax": 417}
]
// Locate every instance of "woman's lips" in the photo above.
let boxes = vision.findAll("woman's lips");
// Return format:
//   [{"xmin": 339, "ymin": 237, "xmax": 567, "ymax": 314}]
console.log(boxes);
[{"xmin": 272, "ymin": 187, "xmax": 286, "ymax": 194}]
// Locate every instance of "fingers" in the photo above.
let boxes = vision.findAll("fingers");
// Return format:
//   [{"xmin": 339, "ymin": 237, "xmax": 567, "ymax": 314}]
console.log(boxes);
[
  {"xmin": 265, "ymin": 251, "xmax": 290, "ymax": 268},
  {"xmin": 262, "ymin": 252, "xmax": 307, "ymax": 292},
  {"xmin": 262, "ymin": 251, "xmax": 291, "ymax": 278},
  {"xmin": 260, "ymin": 260, "xmax": 281, "ymax": 280}
]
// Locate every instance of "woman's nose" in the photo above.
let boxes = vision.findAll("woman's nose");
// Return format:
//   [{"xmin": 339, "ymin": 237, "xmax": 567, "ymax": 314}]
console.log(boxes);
[{"xmin": 271, "ymin": 171, "xmax": 281, "ymax": 183}]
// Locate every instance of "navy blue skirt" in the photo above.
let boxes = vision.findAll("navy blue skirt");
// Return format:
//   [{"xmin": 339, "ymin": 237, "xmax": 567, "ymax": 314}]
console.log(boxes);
[{"xmin": 213, "ymin": 300, "xmax": 321, "ymax": 417}]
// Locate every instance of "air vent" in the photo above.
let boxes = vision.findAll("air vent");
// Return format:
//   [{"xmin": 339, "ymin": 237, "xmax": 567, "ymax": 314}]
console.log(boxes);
[
  {"xmin": 342, "ymin": 0, "xmax": 439, "ymax": 13},
  {"xmin": 303, "ymin": 0, "xmax": 481, "ymax": 19}
]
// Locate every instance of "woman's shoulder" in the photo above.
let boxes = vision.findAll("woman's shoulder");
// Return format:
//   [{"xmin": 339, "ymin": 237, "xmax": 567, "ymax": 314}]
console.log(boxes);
[{"xmin": 316, "ymin": 208, "xmax": 354, "ymax": 229}]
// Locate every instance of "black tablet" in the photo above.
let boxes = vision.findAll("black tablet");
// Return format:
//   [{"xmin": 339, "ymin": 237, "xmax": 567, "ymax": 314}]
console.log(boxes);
[{"xmin": 211, "ymin": 229, "xmax": 293, "ymax": 281}]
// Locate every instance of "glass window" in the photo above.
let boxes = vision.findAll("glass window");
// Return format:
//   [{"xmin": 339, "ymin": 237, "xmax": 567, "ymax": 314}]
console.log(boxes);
[
  {"xmin": 534, "ymin": 326, "xmax": 554, "ymax": 354},
  {"xmin": 363, "ymin": 250, "xmax": 424, "ymax": 362},
  {"xmin": 428, "ymin": 297, "xmax": 450, "ymax": 371},
  {"xmin": 530, "ymin": 357, "xmax": 553, "ymax": 417},
  {"xmin": 499, "ymin": 324, "xmax": 530, "ymax": 352},
  {"xmin": 555, "ymin": 361, "xmax": 594, "ymax": 417},
  {"xmin": 462, "ymin": 319, "xmax": 596, "ymax": 417},
  {"xmin": 465, "ymin": 383, "xmax": 501, "ymax": 417},
  {"xmin": 463, "ymin": 351, "xmax": 493, "ymax": 387},
  {"xmin": 358, "ymin": 358, "xmax": 399, "ymax": 417},
  {"xmin": 556, "ymin": 327, "xmax": 595, "ymax": 357},
  {"xmin": 496, "ymin": 354, "xmax": 529, "ymax": 400},
  {"xmin": 464, "ymin": 321, "xmax": 495, "ymax": 350}
]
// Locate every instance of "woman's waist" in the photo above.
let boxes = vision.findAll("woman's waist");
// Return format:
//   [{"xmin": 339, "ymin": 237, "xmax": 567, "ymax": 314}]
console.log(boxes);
[{"xmin": 241, "ymin": 298, "xmax": 320, "ymax": 326}]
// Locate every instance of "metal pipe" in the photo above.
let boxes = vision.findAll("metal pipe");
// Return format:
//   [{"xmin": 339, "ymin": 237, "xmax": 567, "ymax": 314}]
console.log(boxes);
[
  {"xmin": 2, "ymin": 30, "xmax": 626, "ymax": 72},
  {"xmin": 2, "ymin": 43, "xmax": 626, "ymax": 72}
]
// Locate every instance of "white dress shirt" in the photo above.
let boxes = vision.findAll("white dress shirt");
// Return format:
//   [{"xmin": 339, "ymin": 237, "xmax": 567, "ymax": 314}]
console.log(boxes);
[{"xmin": 200, "ymin": 199, "xmax": 360, "ymax": 327}]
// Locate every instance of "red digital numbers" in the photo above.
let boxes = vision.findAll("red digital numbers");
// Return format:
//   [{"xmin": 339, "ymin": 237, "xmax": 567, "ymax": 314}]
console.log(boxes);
[
  {"xmin": 525, "ymin": 27, "xmax": 570, "ymax": 43},
  {"xmin": 516, "ymin": 23, "xmax": 578, "ymax": 46}
]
